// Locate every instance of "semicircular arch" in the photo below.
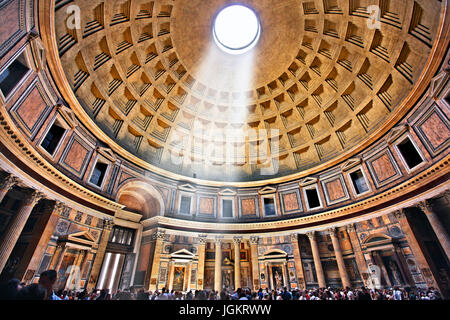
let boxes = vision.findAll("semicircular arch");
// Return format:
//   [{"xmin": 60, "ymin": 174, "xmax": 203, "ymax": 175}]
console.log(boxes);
[{"xmin": 116, "ymin": 180, "xmax": 165, "ymax": 219}]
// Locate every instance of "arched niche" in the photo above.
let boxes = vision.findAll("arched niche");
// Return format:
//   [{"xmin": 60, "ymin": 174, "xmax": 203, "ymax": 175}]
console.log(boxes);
[{"xmin": 116, "ymin": 181, "xmax": 165, "ymax": 219}]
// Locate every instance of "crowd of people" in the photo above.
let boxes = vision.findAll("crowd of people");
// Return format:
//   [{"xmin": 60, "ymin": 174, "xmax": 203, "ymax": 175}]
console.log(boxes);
[{"xmin": 0, "ymin": 269, "xmax": 443, "ymax": 300}]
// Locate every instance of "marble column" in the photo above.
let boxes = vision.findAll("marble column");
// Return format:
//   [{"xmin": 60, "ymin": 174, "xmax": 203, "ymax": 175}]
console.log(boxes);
[
  {"xmin": 418, "ymin": 200, "xmax": 450, "ymax": 260},
  {"xmin": 147, "ymin": 230, "xmax": 165, "ymax": 291},
  {"xmin": 0, "ymin": 174, "xmax": 17, "ymax": 204},
  {"xmin": 185, "ymin": 262, "xmax": 192, "ymax": 292},
  {"xmin": 196, "ymin": 235, "xmax": 207, "ymax": 290},
  {"xmin": 87, "ymin": 219, "xmax": 114, "ymax": 291},
  {"xmin": 282, "ymin": 262, "xmax": 289, "ymax": 288},
  {"xmin": 328, "ymin": 227, "xmax": 351, "ymax": 288},
  {"xmin": 214, "ymin": 237, "xmax": 223, "ymax": 292},
  {"xmin": 0, "ymin": 190, "xmax": 44, "ymax": 273},
  {"xmin": 249, "ymin": 236, "xmax": 260, "ymax": 291},
  {"xmin": 267, "ymin": 263, "xmax": 274, "ymax": 289},
  {"xmin": 306, "ymin": 231, "xmax": 326, "ymax": 288},
  {"xmin": 393, "ymin": 209, "xmax": 441, "ymax": 290},
  {"xmin": 19, "ymin": 201, "xmax": 66, "ymax": 283},
  {"xmin": 346, "ymin": 224, "xmax": 369, "ymax": 286},
  {"xmin": 167, "ymin": 261, "xmax": 175, "ymax": 291},
  {"xmin": 233, "ymin": 237, "xmax": 242, "ymax": 290},
  {"xmin": 49, "ymin": 242, "xmax": 67, "ymax": 271},
  {"xmin": 78, "ymin": 249, "xmax": 90, "ymax": 285},
  {"xmin": 290, "ymin": 234, "xmax": 306, "ymax": 289}
]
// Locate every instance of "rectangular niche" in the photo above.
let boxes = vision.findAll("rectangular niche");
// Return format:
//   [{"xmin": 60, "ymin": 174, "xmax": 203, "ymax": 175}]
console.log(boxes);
[
  {"xmin": 221, "ymin": 199, "xmax": 234, "ymax": 219},
  {"xmin": 89, "ymin": 158, "xmax": 110, "ymax": 189},
  {"xmin": 303, "ymin": 185, "xmax": 323, "ymax": 211},
  {"xmin": 262, "ymin": 195, "xmax": 277, "ymax": 217},
  {"xmin": 179, "ymin": 194, "xmax": 193, "ymax": 215},
  {"xmin": 394, "ymin": 134, "xmax": 426, "ymax": 173},
  {"xmin": 347, "ymin": 167, "xmax": 371, "ymax": 197},
  {"xmin": 0, "ymin": 50, "xmax": 30, "ymax": 100},
  {"xmin": 39, "ymin": 117, "xmax": 69, "ymax": 157}
]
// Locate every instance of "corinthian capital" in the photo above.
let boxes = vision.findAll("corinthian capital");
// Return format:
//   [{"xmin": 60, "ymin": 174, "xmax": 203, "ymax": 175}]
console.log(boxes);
[
  {"xmin": 393, "ymin": 209, "xmax": 407, "ymax": 220},
  {"xmin": 249, "ymin": 236, "xmax": 260, "ymax": 245},
  {"xmin": 24, "ymin": 190, "xmax": 45, "ymax": 206},
  {"xmin": 197, "ymin": 234, "xmax": 208, "ymax": 244},
  {"xmin": 152, "ymin": 229, "xmax": 166, "ymax": 240},
  {"xmin": 53, "ymin": 201, "xmax": 67, "ymax": 216},
  {"xmin": 346, "ymin": 224, "xmax": 356, "ymax": 233},
  {"xmin": 306, "ymin": 231, "xmax": 316, "ymax": 240},
  {"xmin": 0, "ymin": 174, "xmax": 18, "ymax": 191},
  {"xmin": 417, "ymin": 200, "xmax": 433, "ymax": 214},
  {"xmin": 103, "ymin": 219, "xmax": 114, "ymax": 230},
  {"xmin": 327, "ymin": 227, "xmax": 337, "ymax": 236},
  {"xmin": 233, "ymin": 236, "xmax": 243, "ymax": 244}
]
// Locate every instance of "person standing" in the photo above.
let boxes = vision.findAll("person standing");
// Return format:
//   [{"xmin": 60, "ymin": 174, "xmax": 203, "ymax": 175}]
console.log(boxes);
[
  {"xmin": 393, "ymin": 286, "xmax": 403, "ymax": 300},
  {"xmin": 39, "ymin": 270, "xmax": 61, "ymax": 300}
]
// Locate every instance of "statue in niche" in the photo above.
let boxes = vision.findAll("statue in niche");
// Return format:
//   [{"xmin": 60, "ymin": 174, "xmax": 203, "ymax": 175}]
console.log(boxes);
[
  {"xmin": 223, "ymin": 271, "xmax": 231, "ymax": 289},
  {"xmin": 272, "ymin": 266, "xmax": 283, "ymax": 289},
  {"xmin": 275, "ymin": 271, "xmax": 283, "ymax": 288},
  {"xmin": 368, "ymin": 263, "xmax": 381, "ymax": 289}
]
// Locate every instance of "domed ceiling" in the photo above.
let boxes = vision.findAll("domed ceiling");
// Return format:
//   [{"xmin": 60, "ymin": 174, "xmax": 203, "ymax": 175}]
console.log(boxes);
[{"xmin": 53, "ymin": 0, "xmax": 442, "ymax": 183}]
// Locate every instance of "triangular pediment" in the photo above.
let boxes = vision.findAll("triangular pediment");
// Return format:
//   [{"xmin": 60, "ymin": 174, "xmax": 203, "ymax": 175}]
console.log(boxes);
[
  {"xmin": 60, "ymin": 230, "xmax": 96, "ymax": 247},
  {"xmin": 170, "ymin": 249, "xmax": 195, "ymax": 259},
  {"xmin": 69, "ymin": 230, "xmax": 96, "ymax": 242},
  {"xmin": 429, "ymin": 71, "xmax": 448, "ymax": 98},
  {"xmin": 30, "ymin": 36, "xmax": 46, "ymax": 71},
  {"xmin": 258, "ymin": 186, "xmax": 277, "ymax": 194},
  {"xmin": 341, "ymin": 158, "xmax": 362, "ymax": 171},
  {"xmin": 386, "ymin": 124, "xmax": 409, "ymax": 144},
  {"xmin": 262, "ymin": 249, "xmax": 288, "ymax": 259},
  {"xmin": 97, "ymin": 147, "xmax": 117, "ymax": 162},
  {"xmin": 299, "ymin": 177, "xmax": 317, "ymax": 187},
  {"xmin": 218, "ymin": 188, "xmax": 237, "ymax": 196},
  {"xmin": 57, "ymin": 104, "xmax": 79, "ymax": 128},
  {"xmin": 178, "ymin": 183, "xmax": 196, "ymax": 192}
]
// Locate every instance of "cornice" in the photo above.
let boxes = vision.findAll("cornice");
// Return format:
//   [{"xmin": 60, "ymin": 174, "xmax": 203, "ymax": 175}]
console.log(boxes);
[
  {"xmin": 0, "ymin": 106, "xmax": 123, "ymax": 215},
  {"xmin": 38, "ymin": 0, "xmax": 450, "ymax": 188},
  {"xmin": 142, "ymin": 155, "xmax": 449, "ymax": 234}
]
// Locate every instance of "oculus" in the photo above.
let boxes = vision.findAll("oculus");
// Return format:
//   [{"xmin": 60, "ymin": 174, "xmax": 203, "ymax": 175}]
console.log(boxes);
[{"xmin": 213, "ymin": 5, "xmax": 261, "ymax": 55}]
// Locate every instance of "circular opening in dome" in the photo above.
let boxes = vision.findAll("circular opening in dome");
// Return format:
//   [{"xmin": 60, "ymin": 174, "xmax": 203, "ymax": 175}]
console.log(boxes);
[{"xmin": 213, "ymin": 5, "xmax": 261, "ymax": 55}]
